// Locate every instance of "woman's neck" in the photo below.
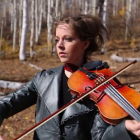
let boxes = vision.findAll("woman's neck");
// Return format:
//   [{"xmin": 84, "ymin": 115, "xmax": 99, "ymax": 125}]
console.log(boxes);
[
  {"xmin": 64, "ymin": 70, "xmax": 73, "ymax": 78},
  {"xmin": 64, "ymin": 63, "xmax": 80, "ymax": 78}
]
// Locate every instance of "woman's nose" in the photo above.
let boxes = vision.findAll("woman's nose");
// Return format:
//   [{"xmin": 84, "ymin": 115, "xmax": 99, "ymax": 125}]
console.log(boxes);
[{"xmin": 57, "ymin": 40, "xmax": 64, "ymax": 49}]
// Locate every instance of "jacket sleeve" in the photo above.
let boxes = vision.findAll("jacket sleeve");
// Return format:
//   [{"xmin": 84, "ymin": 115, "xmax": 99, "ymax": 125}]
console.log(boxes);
[
  {"xmin": 0, "ymin": 72, "xmax": 40, "ymax": 126},
  {"xmin": 91, "ymin": 113, "xmax": 139, "ymax": 140}
]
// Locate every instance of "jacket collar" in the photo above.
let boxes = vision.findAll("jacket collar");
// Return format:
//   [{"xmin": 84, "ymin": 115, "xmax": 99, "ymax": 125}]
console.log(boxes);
[
  {"xmin": 41, "ymin": 65, "xmax": 95, "ymax": 125},
  {"xmin": 50, "ymin": 65, "xmax": 64, "ymax": 75}
]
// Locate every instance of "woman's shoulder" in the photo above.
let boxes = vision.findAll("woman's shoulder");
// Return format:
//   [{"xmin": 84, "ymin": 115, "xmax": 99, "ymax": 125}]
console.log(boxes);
[{"xmin": 36, "ymin": 65, "xmax": 64, "ymax": 77}]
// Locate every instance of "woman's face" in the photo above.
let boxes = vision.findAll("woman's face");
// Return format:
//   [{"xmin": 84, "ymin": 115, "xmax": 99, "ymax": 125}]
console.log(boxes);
[{"xmin": 55, "ymin": 24, "xmax": 89, "ymax": 66}]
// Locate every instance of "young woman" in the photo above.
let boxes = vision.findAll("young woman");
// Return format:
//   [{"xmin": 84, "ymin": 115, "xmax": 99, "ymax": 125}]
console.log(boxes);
[{"xmin": 0, "ymin": 14, "xmax": 140, "ymax": 140}]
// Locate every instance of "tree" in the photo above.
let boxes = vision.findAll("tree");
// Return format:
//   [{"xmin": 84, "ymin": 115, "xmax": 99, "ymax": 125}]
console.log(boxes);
[
  {"xmin": 55, "ymin": 0, "xmax": 60, "ymax": 17},
  {"xmin": 47, "ymin": 0, "xmax": 54, "ymax": 55},
  {"xmin": 19, "ymin": 0, "xmax": 28, "ymax": 61},
  {"xmin": 92, "ymin": 0, "xmax": 97, "ymax": 15},
  {"xmin": 19, "ymin": 0, "xmax": 23, "ymax": 44},
  {"xmin": 0, "ymin": 18, "xmax": 3, "ymax": 52},
  {"xmin": 30, "ymin": 0, "xmax": 35, "ymax": 58},
  {"xmin": 125, "ymin": 0, "xmax": 132, "ymax": 40},
  {"xmin": 35, "ymin": 0, "xmax": 39, "ymax": 44},
  {"xmin": 13, "ymin": 0, "xmax": 17, "ymax": 50}
]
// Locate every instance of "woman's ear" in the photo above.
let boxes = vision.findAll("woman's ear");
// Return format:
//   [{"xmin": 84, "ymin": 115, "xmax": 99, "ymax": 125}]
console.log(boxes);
[{"xmin": 83, "ymin": 40, "xmax": 90, "ymax": 50}]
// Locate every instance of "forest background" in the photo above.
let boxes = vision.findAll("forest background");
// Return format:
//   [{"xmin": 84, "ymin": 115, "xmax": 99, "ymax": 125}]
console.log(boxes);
[{"xmin": 0, "ymin": 0, "xmax": 140, "ymax": 139}]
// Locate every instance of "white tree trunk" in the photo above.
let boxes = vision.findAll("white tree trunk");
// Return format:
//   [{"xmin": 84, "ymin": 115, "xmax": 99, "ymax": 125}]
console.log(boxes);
[
  {"xmin": 61, "ymin": 0, "xmax": 66, "ymax": 15},
  {"xmin": 10, "ymin": 0, "xmax": 14, "ymax": 33},
  {"xmin": 131, "ymin": 0, "xmax": 136, "ymax": 20},
  {"xmin": 55, "ymin": 0, "xmax": 60, "ymax": 17},
  {"xmin": 19, "ymin": 0, "xmax": 23, "ymax": 44},
  {"xmin": 3, "ymin": 4, "xmax": 6, "ymax": 27},
  {"xmin": 35, "ymin": 0, "xmax": 39, "ymax": 44},
  {"xmin": 92, "ymin": 0, "xmax": 97, "ymax": 15},
  {"xmin": 98, "ymin": 0, "xmax": 104, "ymax": 19},
  {"xmin": 113, "ymin": 0, "xmax": 118, "ymax": 17},
  {"xmin": 125, "ymin": 0, "xmax": 132, "ymax": 40},
  {"xmin": 103, "ymin": 0, "xmax": 107, "ymax": 27},
  {"xmin": 78, "ymin": 0, "xmax": 82, "ymax": 13},
  {"xmin": 0, "ymin": 80, "xmax": 24, "ymax": 89},
  {"xmin": 38, "ymin": 0, "xmax": 43, "ymax": 37},
  {"xmin": 0, "ymin": 19, "xmax": 3, "ymax": 52},
  {"xmin": 43, "ymin": 0, "xmax": 47, "ymax": 19},
  {"xmin": 19, "ymin": 0, "xmax": 28, "ymax": 61},
  {"xmin": 47, "ymin": 0, "xmax": 53, "ymax": 54},
  {"xmin": 13, "ymin": 0, "xmax": 17, "ymax": 50},
  {"xmin": 30, "ymin": 0, "xmax": 35, "ymax": 58},
  {"xmin": 100, "ymin": 0, "xmax": 107, "ymax": 54},
  {"xmin": 84, "ymin": 0, "xmax": 88, "ymax": 14},
  {"xmin": 80, "ymin": 0, "xmax": 85, "ymax": 14},
  {"xmin": 135, "ymin": 0, "xmax": 139, "ymax": 18},
  {"xmin": 110, "ymin": 54, "xmax": 140, "ymax": 62}
]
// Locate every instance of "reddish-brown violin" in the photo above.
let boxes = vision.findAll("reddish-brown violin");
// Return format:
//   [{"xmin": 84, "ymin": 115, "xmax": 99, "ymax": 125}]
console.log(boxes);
[
  {"xmin": 68, "ymin": 60, "xmax": 140, "ymax": 125},
  {"xmin": 14, "ymin": 60, "xmax": 140, "ymax": 140}
]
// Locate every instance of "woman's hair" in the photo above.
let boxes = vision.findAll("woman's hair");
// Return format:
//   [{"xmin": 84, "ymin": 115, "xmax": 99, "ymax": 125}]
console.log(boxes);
[{"xmin": 54, "ymin": 14, "xmax": 107, "ymax": 61}]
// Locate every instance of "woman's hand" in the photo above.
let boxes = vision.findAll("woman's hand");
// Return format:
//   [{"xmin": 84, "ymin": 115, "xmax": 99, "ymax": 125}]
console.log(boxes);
[
  {"xmin": 125, "ymin": 119, "xmax": 140, "ymax": 138},
  {"xmin": 0, "ymin": 135, "xmax": 4, "ymax": 140}
]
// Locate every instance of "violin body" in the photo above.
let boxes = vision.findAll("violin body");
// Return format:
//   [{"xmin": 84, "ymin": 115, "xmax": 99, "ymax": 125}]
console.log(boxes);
[{"xmin": 68, "ymin": 67, "xmax": 140, "ymax": 125}]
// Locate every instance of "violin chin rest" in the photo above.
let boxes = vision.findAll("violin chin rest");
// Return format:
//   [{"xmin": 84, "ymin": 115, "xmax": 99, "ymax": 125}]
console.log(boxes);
[
  {"xmin": 83, "ymin": 60, "xmax": 109, "ymax": 71},
  {"xmin": 83, "ymin": 60, "xmax": 102, "ymax": 70}
]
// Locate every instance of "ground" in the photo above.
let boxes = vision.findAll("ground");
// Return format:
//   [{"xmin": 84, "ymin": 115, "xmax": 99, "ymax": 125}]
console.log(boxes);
[{"xmin": 0, "ymin": 40, "xmax": 140, "ymax": 140}]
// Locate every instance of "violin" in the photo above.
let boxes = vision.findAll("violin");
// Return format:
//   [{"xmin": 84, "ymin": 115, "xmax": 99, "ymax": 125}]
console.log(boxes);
[
  {"xmin": 68, "ymin": 60, "xmax": 140, "ymax": 125},
  {"xmin": 14, "ymin": 60, "xmax": 139, "ymax": 140}
]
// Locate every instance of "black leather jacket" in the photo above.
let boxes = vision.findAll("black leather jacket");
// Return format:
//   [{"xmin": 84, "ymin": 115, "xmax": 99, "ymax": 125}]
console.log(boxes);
[{"xmin": 0, "ymin": 65, "xmax": 138, "ymax": 140}]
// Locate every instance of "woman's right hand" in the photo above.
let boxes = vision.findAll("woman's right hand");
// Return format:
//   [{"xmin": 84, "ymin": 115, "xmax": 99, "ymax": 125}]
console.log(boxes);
[
  {"xmin": 0, "ymin": 135, "xmax": 4, "ymax": 140},
  {"xmin": 125, "ymin": 119, "xmax": 140, "ymax": 138}
]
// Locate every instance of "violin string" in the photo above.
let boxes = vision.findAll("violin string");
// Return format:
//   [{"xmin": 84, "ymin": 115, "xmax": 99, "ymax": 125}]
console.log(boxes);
[
  {"xmin": 102, "ymin": 78, "xmax": 140, "ymax": 121},
  {"xmin": 96, "ymin": 76, "xmax": 140, "ymax": 120},
  {"xmin": 92, "ymin": 73, "xmax": 140, "ymax": 121},
  {"xmin": 98, "ymin": 75, "xmax": 140, "ymax": 121},
  {"xmin": 105, "ymin": 85, "xmax": 140, "ymax": 121}
]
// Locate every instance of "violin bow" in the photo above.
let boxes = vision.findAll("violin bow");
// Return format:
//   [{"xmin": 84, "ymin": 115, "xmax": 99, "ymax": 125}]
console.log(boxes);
[{"xmin": 14, "ymin": 60, "xmax": 137, "ymax": 140}]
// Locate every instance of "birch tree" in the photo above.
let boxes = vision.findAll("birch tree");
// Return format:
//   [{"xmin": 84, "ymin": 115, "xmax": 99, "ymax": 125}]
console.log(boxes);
[
  {"xmin": 30, "ymin": 0, "xmax": 35, "ymax": 58},
  {"xmin": 113, "ymin": 0, "xmax": 119, "ymax": 17},
  {"xmin": 19, "ymin": 0, "xmax": 28, "ymax": 61},
  {"xmin": 0, "ymin": 18, "xmax": 3, "ymax": 52},
  {"xmin": 102, "ymin": 0, "xmax": 107, "ymax": 27},
  {"xmin": 125, "ymin": 0, "xmax": 132, "ymax": 40},
  {"xmin": 61, "ymin": 0, "xmax": 66, "ymax": 15},
  {"xmin": 0, "ymin": 2, "xmax": 4, "ymax": 52},
  {"xmin": 92, "ymin": 0, "xmax": 97, "ymax": 15},
  {"xmin": 35, "ymin": 0, "xmax": 39, "ymax": 44},
  {"xmin": 84, "ymin": 0, "xmax": 89, "ymax": 14},
  {"xmin": 55, "ymin": 0, "xmax": 61, "ymax": 18},
  {"xmin": 43, "ymin": 0, "xmax": 47, "ymax": 19},
  {"xmin": 19, "ymin": 0, "xmax": 23, "ymax": 44},
  {"xmin": 78, "ymin": 0, "xmax": 82, "ymax": 13},
  {"xmin": 13, "ymin": 0, "xmax": 17, "ymax": 50},
  {"xmin": 47, "ymin": 0, "xmax": 53, "ymax": 55},
  {"xmin": 100, "ymin": 0, "xmax": 107, "ymax": 54},
  {"xmin": 10, "ymin": 0, "xmax": 14, "ymax": 33},
  {"xmin": 78, "ymin": 0, "xmax": 85, "ymax": 14},
  {"xmin": 97, "ymin": 0, "xmax": 104, "ymax": 19},
  {"xmin": 131, "ymin": 0, "xmax": 136, "ymax": 20},
  {"xmin": 38, "ymin": 0, "xmax": 43, "ymax": 37}
]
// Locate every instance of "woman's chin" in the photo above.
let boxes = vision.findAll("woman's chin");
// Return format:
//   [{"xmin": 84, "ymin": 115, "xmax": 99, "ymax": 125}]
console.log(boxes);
[{"xmin": 59, "ymin": 58, "xmax": 69, "ymax": 63}]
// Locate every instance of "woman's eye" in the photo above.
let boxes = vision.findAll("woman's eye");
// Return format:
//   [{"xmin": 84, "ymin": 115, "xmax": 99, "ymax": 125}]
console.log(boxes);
[
  {"xmin": 55, "ymin": 39, "xmax": 59, "ymax": 43},
  {"xmin": 64, "ymin": 37, "xmax": 73, "ymax": 42}
]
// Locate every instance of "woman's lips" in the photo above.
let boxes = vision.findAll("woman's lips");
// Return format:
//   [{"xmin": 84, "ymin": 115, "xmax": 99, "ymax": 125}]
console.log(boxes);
[{"xmin": 59, "ymin": 52, "xmax": 66, "ymax": 57}]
